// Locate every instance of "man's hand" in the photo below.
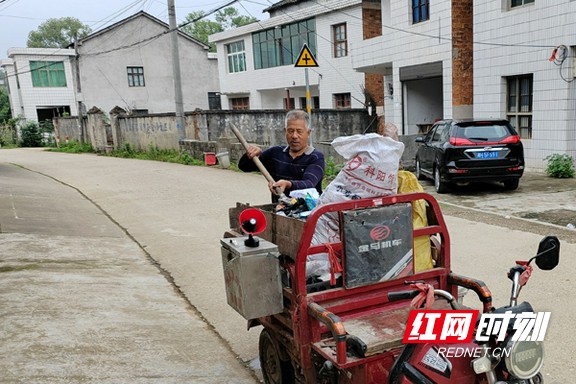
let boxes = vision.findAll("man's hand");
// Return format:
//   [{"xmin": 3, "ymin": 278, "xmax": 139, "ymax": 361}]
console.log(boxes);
[
  {"xmin": 245, "ymin": 145, "xmax": 262, "ymax": 159},
  {"xmin": 269, "ymin": 180, "xmax": 292, "ymax": 195}
]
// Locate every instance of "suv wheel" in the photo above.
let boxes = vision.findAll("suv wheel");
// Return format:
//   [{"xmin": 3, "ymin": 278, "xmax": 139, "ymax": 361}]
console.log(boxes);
[
  {"xmin": 415, "ymin": 158, "xmax": 424, "ymax": 180},
  {"xmin": 434, "ymin": 167, "xmax": 449, "ymax": 194},
  {"xmin": 503, "ymin": 179, "xmax": 519, "ymax": 191}
]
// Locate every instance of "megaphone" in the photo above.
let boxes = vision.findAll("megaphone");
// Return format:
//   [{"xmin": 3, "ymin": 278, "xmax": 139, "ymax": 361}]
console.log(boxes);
[{"xmin": 239, "ymin": 208, "xmax": 267, "ymax": 247}]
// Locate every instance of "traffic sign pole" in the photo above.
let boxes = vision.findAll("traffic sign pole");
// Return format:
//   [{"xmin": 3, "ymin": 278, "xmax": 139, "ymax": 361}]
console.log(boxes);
[
  {"xmin": 294, "ymin": 44, "xmax": 318, "ymax": 147},
  {"xmin": 305, "ymin": 67, "xmax": 313, "ymax": 146}
]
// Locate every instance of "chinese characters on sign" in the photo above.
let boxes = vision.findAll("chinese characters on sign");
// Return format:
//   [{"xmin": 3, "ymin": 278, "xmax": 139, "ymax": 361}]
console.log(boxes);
[{"xmin": 404, "ymin": 310, "xmax": 551, "ymax": 344}]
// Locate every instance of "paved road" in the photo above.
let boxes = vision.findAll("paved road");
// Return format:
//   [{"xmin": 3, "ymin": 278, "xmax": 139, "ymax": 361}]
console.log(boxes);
[{"xmin": 1, "ymin": 148, "xmax": 575, "ymax": 383}]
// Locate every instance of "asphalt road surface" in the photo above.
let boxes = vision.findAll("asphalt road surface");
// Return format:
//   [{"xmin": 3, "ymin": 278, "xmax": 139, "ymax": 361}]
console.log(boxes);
[{"xmin": 1, "ymin": 148, "xmax": 575, "ymax": 383}]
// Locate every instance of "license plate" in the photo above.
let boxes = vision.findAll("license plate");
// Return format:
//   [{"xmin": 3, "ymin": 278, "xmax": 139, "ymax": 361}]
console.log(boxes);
[{"xmin": 476, "ymin": 151, "xmax": 499, "ymax": 159}]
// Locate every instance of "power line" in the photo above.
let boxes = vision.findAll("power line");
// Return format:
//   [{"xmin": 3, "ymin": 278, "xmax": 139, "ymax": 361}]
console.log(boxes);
[{"xmin": 83, "ymin": 0, "xmax": 238, "ymax": 57}]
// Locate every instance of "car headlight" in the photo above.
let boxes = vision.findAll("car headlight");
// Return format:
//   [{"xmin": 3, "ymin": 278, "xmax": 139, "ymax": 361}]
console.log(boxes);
[{"xmin": 503, "ymin": 339, "xmax": 544, "ymax": 379}]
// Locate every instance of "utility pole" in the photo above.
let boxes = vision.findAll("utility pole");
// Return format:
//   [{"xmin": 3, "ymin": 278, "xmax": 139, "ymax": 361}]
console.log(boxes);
[
  {"xmin": 74, "ymin": 35, "xmax": 84, "ymax": 144},
  {"xmin": 168, "ymin": 0, "xmax": 185, "ymax": 141}
]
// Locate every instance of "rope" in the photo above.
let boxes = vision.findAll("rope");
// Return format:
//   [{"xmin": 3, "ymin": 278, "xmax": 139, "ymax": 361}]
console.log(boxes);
[{"xmin": 324, "ymin": 243, "xmax": 343, "ymax": 286}]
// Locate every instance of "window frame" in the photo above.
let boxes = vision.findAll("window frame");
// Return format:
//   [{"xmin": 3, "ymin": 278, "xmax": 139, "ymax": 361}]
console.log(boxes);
[
  {"xmin": 226, "ymin": 41, "xmax": 247, "ymax": 74},
  {"xmin": 127, "ymin": 66, "xmax": 145, "ymax": 87},
  {"xmin": 334, "ymin": 93, "xmax": 351, "ymax": 109},
  {"xmin": 506, "ymin": 74, "xmax": 533, "ymax": 140},
  {"xmin": 230, "ymin": 97, "xmax": 250, "ymax": 110},
  {"xmin": 332, "ymin": 23, "xmax": 348, "ymax": 58},
  {"xmin": 412, "ymin": 0, "xmax": 430, "ymax": 24},
  {"xmin": 511, "ymin": 0, "xmax": 535, "ymax": 8},
  {"xmin": 252, "ymin": 18, "xmax": 316, "ymax": 70},
  {"xmin": 30, "ymin": 61, "xmax": 67, "ymax": 88}
]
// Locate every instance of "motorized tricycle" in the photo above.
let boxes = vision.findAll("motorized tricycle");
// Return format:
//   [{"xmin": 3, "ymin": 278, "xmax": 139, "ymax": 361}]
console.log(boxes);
[{"xmin": 221, "ymin": 192, "xmax": 559, "ymax": 383}]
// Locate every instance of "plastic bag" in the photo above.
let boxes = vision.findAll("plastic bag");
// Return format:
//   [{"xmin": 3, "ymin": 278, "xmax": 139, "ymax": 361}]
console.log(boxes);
[{"xmin": 306, "ymin": 134, "xmax": 404, "ymax": 278}]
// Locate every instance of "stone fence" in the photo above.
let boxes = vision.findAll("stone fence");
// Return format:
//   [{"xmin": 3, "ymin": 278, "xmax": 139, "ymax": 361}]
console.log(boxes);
[{"xmin": 53, "ymin": 109, "xmax": 418, "ymax": 168}]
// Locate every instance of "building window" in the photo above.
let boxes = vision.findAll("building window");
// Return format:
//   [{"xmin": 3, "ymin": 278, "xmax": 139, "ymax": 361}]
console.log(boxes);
[
  {"xmin": 253, "ymin": 18, "xmax": 316, "ymax": 70},
  {"xmin": 506, "ymin": 74, "xmax": 533, "ymax": 139},
  {"xmin": 208, "ymin": 92, "xmax": 221, "ymax": 110},
  {"xmin": 511, "ymin": 0, "xmax": 534, "ymax": 7},
  {"xmin": 283, "ymin": 98, "xmax": 295, "ymax": 110},
  {"xmin": 412, "ymin": 0, "xmax": 430, "ymax": 24},
  {"xmin": 334, "ymin": 93, "xmax": 351, "ymax": 109},
  {"xmin": 127, "ymin": 67, "xmax": 145, "ymax": 87},
  {"xmin": 230, "ymin": 97, "xmax": 250, "ymax": 110},
  {"xmin": 226, "ymin": 41, "xmax": 246, "ymax": 73},
  {"xmin": 30, "ymin": 61, "xmax": 67, "ymax": 87},
  {"xmin": 299, "ymin": 96, "xmax": 320, "ymax": 110},
  {"xmin": 333, "ymin": 23, "xmax": 347, "ymax": 58}
]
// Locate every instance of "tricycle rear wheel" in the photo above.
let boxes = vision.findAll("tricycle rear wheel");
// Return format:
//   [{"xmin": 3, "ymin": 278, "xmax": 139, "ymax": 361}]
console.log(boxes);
[{"xmin": 259, "ymin": 328, "xmax": 295, "ymax": 384}]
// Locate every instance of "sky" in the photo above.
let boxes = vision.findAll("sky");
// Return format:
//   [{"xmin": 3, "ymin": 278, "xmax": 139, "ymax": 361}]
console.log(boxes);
[{"xmin": 0, "ymin": 0, "xmax": 270, "ymax": 58}]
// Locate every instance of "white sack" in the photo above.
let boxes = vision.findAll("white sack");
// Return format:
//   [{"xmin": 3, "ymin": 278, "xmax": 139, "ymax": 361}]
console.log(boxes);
[{"xmin": 307, "ymin": 133, "xmax": 405, "ymax": 279}]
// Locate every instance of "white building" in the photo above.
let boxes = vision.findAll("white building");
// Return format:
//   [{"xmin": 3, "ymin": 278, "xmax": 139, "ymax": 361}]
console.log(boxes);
[
  {"xmin": 1, "ymin": 48, "xmax": 78, "ymax": 122},
  {"xmin": 209, "ymin": 0, "xmax": 367, "ymax": 111},
  {"xmin": 473, "ymin": 0, "xmax": 576, "ymax": 170},
  {"xmin": 77, "ymin": 11, "xmax": 220, "ymax": 115},
  {"xmin": 353, "ymin": 0, "xmax": 576, "ymax": 170}
]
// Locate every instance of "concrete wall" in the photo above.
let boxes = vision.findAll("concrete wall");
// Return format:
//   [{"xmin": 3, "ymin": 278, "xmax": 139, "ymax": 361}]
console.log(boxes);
[
  {"xmin": 53, "ymin": 109, "xmax": 420, "ymax": 168},
  {"xmin": 54, "ymin": 108, "xmax": 376, "ymax": 151},
  {"xmin": 53, "ymin": 116, "xmax": 84, "ymax": 142}
]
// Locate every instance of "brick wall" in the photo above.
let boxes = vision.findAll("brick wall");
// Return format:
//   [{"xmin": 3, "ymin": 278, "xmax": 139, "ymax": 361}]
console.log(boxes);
[
  {"xmin": 362, "ymin": 1, "xmax": 385, "ymax": 130},
  {"xmin": 451, "ymin": 0, "xmax": 473, "ymax": 108}
]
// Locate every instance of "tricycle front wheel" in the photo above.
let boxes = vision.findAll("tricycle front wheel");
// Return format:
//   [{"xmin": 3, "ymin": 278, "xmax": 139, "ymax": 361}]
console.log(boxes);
[{"xmin": 259, "ymin": 328, "xmax": 295, "ymax": 384}]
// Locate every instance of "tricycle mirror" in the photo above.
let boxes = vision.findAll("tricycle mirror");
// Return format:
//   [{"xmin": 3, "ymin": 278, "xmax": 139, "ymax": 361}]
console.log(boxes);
[{"xmin": 534, "ymin": 236, "xmax": 560, "ymax": 270}]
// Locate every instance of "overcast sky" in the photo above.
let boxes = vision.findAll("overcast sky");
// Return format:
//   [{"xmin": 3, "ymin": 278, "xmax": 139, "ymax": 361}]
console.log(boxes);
[{"xmin": 0, "ymin": 0, "xmax": 269, "ymax": 57}]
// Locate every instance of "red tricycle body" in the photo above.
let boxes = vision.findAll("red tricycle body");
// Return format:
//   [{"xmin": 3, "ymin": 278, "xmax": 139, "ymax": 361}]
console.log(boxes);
[{"xmin": 224, "ymin": 193, "xmax": 483, "ymax": 383}]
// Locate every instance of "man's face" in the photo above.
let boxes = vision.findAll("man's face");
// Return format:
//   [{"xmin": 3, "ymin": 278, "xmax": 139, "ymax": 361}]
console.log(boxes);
[{"xmin": 285, "ymin": 119, "xmax": 310, "ymax": 154}]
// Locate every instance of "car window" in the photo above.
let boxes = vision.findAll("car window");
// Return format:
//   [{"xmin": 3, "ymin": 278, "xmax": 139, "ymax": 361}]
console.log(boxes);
[
  {"xmin": 437, "ymin": 125, "xmax": 450, "ymax": 143},
  {"xmin": 425, "ymin": 126, "xmax": 437, "ymax": 144},
  {"xmin": 455, "ymin": 124, "xmax": 511, "ymax": 141}
]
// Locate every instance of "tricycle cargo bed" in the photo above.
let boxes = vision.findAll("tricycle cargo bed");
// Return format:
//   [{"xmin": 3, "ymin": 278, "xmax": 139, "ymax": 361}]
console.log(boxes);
[{"xmin": 228, "ymin": 202, "xmax": 305, "ymax": 257}]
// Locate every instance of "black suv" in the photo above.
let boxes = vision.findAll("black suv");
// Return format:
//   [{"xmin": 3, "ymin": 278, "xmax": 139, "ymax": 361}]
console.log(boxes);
[{"xmin": 414, "ymin": 119, "xmax": 524, "ymax": 193}]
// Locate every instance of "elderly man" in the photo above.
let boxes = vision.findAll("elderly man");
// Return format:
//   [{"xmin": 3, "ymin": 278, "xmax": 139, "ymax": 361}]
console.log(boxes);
[{"xmin": 238, "ymin": 110, "xmax": 325, "ymax": 202}]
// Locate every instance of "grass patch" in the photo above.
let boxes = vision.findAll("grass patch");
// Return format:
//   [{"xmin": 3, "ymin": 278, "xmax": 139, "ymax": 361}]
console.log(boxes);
[
  {"xmin": 47, "ymin": 140, "xmax": 94, "ymax": 153},
  {"xmin": 0, "ymin": 264, "xmax": 40, "ymax": 273},
  {"xmin": 105, "ymin": 143, "xmax": 204, "ymax": 166}
]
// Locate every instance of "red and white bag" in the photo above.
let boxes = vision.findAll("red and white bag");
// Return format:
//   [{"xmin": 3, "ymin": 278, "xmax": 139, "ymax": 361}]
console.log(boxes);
[{"xmin": 307, "ymin": 133, "xmax": 405, "ymax": 279}]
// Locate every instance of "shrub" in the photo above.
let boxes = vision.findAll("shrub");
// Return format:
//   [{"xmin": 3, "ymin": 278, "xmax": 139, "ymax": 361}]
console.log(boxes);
[
  {"xmin": 545, "ymin": 153, "xmax": 575, "ymax": 178},
  {"xmin": 20, "ymin": 121, "xmax": 43, "ymax": 147},
  {"xmin": 323, "ymin": 156, "xmax": 344, "ymax": 188},
  {"xmin": 0, "ymin": 123, "xmax": 17, "ymax": 147}
]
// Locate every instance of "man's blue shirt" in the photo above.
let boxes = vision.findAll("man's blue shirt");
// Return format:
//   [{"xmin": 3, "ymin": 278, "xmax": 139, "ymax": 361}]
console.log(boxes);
[{"xmin": 238, "ymin": 146, "xmax": 325, "ymax": 200}]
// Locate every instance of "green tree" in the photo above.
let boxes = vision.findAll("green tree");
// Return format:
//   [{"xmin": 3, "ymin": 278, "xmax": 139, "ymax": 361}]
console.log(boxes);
[
  {"xmin": 27, "ymin": 17, "xmax": 92, "ymax": 48},
  {"xmin": 181, "ymin": 7, "xmax": 258, "ymax": 52},
  {"xmin": 0, "ymin": 69, "xmax": 12, "ymax": 125},
  {"xmin": 0, "ymin": 87, "xmax": 11, "ymax": 125}
]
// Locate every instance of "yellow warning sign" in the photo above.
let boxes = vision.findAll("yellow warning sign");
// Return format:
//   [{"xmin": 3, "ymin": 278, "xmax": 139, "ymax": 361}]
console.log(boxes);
[{"xmin": 294, "ymin": 44, "xmax": 319, "ymax": 68}]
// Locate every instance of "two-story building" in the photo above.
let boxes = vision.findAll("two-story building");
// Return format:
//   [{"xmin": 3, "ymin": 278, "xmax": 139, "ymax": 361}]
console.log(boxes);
[
  {"xmin": 76, "ymin": 11, "xmax": 220, "ymax": 115},
  {"xmin": 1, "ymin": 48, "xmax": 78, "ymax": 122},
  {"xmin": 209, "ymin": 0, "xmax": 368, "ymax": 111}
]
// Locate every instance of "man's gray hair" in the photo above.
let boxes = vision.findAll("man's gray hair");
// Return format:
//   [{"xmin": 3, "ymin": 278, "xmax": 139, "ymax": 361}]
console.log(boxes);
[{"xmin": 285, "ymin": 109, "xmax": 310, "ymax": 130}]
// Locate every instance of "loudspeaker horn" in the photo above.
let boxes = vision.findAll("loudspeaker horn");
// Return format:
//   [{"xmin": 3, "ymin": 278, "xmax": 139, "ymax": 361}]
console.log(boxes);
[{"xmin": 238, "ymin": 208, "xmax": 267, "ymax": 247}]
